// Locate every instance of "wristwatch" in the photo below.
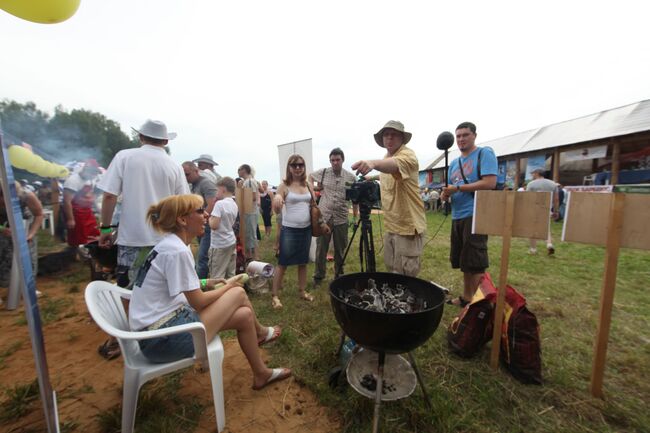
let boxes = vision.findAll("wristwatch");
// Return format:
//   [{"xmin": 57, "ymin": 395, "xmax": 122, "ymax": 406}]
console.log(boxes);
[{"xmin": 456, "ymin": 185, "xmax": 461, "ymax": 192}]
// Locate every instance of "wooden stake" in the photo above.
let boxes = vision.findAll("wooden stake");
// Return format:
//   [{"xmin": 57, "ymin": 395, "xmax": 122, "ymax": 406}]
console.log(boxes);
[
  {"xmin": 589, "ymin": 193, "xmax": 625, "ymax": 398},
  {"xmin": 490, "ymin": 191, "xmax": 515, "ymax": 370}
]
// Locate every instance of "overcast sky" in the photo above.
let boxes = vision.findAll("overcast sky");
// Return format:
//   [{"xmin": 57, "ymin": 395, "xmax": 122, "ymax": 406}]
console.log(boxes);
[{"xmin": 1, "ymin": 0, "xmax": 649, "ymax": 183}]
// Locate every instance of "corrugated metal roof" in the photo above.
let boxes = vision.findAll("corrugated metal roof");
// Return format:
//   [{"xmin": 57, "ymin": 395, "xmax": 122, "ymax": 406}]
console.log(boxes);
[{"xmin": 424, "ymin": 99, "xmax": 650, "ymax": 170}]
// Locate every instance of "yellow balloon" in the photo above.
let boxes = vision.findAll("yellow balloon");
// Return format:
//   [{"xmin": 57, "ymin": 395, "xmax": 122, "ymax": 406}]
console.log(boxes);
[
  {"xmin": 8, "ymin": 145, "xmax": 33, "ymax": 170},
  {"xmin": 0, "ymin": 0, "xmax": 80, "ymax": 24}
]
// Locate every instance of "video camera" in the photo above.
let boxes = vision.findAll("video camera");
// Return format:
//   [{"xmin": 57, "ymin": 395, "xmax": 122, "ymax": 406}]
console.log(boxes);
[{"xmin": 345, "ymin": 177, "xmax": 381, "ymax": 208}]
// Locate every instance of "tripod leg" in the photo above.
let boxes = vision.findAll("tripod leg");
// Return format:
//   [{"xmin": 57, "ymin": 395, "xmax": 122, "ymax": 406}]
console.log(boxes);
[{"xmin": 341, "ymin": 220, "xmax": 361, "ymax": 270}]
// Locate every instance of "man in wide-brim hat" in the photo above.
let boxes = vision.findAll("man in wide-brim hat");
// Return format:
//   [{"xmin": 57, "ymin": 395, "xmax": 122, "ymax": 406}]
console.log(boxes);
[
  {"xmin": 192, "ymin": 154, "xmax": 221, "ymax": 184},
  {"xmin": 351, "ymin": 120, "xmax": 426, "ymax": 277}
]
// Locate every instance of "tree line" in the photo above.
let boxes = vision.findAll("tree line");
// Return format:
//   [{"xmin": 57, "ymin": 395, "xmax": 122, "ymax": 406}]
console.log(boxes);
[{"xmin": 0, "ymin": 99, "xmax": 138, "ymax": 167}]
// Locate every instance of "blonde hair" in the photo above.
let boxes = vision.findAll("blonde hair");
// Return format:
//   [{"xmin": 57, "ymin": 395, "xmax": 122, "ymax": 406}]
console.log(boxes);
[{"xmin": 147, "ymin": 194, "xmax": 203, "ymax": 234}]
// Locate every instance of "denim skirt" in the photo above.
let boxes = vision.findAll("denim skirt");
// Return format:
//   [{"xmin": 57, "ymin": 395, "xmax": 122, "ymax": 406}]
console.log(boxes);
[
  {"xmin": 278, "ymin": 225, "xmax": 312, "ymax": 266},
  {"xmin": 138, "ymin": 305, "xmax": 200, "ymax": 363}
]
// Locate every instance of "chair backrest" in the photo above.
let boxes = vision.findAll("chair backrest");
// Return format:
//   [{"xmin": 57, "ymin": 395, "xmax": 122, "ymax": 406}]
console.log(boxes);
[{"xmin": 85, "ymin": 281, "xmax": 141, "ymax": 361}]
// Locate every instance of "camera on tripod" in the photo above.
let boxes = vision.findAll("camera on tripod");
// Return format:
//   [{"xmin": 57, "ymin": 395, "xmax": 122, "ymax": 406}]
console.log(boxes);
[{"xmin": 345, "ymin": 178, "xmax": 381, "ymax": 209}]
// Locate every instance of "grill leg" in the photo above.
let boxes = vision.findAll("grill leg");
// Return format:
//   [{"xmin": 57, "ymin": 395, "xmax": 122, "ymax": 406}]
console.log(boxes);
[
  {"xmin": 407, "ymin": 351, "xmax": 432, "ymax": 409},
  {"xmin": 372, "ymin": 352, "xmax": 386, "ymax": 433}
]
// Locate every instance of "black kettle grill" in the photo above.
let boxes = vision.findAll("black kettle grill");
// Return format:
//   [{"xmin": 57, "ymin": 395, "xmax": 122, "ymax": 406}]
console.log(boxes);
[{"xmin": 330, "ymin": 272, "xmax": 446, "ymax": 433}]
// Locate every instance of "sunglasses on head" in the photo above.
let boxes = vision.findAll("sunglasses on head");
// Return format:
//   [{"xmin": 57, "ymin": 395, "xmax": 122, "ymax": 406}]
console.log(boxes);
[{"xmin": 290, "ymin": 163, "xmax": 305, "ymax": 169}]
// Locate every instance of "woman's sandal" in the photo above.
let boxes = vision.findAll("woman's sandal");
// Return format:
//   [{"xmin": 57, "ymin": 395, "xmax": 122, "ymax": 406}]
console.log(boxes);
[
  {"xmin": 252, "ymin": 368, "xmax": 292, "ymax": 391},
  {"xmin": 258, "ymin": 325, "xmax": 282, "ymax": 346},
  {"xmin": 446, "ymin": 296, "xmax": 470, "ymax": 308},
  {"xmin": 271, "ymin": 296, "xmax": 283, "ymax": 309},
  {"xmin": 299, "ymin": 292, "xmax": 314, "ymax": 302},
  {"xmin": 97, "ymin": 339, "xmax": 121, "ymax": 360}
]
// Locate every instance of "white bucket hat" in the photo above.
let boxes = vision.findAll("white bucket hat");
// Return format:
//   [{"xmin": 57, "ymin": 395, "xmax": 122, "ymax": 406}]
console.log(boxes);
[
  {"xmin": 132, "ymin": 119, "xmax": 177, "ymax": 140},
  {"xmin": 193, "ymin": 154, "xmax": 219, "ymax": 166},
  {"xmin": 374, "ymin": 120, "xmax": 412, "ymax": 147}
]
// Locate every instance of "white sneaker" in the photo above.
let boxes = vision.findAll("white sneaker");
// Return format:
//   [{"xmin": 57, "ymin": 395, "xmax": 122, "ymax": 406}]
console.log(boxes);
[
  {"xmin": 36, "ymin": 290, "xmax": 43, "ymax": 298},
  {"xmin": 528, "ymin": 248, "xmax": 538, "ymax": 255}
]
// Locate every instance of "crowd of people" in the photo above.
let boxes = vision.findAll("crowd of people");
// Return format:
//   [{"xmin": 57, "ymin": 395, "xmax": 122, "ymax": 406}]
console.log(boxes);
[{"xmin": 0, "ymin": 116, "xmax": 566, "ymax": 390}]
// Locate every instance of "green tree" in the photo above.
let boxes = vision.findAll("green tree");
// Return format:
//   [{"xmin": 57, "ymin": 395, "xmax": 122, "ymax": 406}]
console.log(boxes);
[
  {"xmin": 48, "ymin": 106, "xmax": 137, "ymax": 166},
  {"xmin": 0, "ymin": 100, "xmax": 50, "ymax": 146}
]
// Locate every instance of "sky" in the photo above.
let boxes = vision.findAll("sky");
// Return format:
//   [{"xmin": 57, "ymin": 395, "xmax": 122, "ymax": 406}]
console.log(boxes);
[{"xmin": 1, "ymin": 0, "xmax": 649, "ymax": 184}]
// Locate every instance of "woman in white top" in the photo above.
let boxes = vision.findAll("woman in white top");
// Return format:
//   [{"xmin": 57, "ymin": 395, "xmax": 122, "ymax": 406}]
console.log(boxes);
[
  {"xmin": 271, "ymin": 155, "xmax": 330, "ymax": 309},
  {"xmin": 129, "ymin": 194, "xmax": 290, "ymax": 390}
]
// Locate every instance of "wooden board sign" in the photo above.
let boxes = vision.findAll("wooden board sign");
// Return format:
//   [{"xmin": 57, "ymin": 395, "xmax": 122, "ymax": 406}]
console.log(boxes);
[
  {"xmin": 562, "ymin": 192, "xmax": 650, "ymax": 251},
  {"xmin": 473, "ymin": 190, "xmax": 551, "ymax": 239}
]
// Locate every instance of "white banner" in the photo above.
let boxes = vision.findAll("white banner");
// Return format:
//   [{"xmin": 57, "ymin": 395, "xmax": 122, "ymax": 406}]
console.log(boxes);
[
  {"xmin": 277, "ymin": 138, "xmax": 313, "ymax": 181},
  {"xmin": 563, "ymin": 145, "xmax": 608, "ymax": 162}
]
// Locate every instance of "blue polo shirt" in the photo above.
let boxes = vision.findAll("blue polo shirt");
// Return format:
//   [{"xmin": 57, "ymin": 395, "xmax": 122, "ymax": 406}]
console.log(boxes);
[{"xmin": 447, "ymin": 147, "xmax": 498, "ymax": 220}]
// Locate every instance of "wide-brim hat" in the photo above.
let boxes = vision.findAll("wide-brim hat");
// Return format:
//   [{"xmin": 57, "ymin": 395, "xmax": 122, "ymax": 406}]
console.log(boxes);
[
  {"xmin": 193, "ymin": 154, "xmax": 219, "ymax": 166},
  {"xmin": 131, "ymin": 119, "xmax": 177, "ymax": 140},
  {"xmin": 374, "ymin": 120, "xmax": 412, "ymax": 147}
]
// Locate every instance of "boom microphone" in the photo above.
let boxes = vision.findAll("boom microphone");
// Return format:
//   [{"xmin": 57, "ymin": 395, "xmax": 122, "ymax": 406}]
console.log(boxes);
[{"xmin": 436, "ymin": 131, "xmax": 454, "ymax": 150}]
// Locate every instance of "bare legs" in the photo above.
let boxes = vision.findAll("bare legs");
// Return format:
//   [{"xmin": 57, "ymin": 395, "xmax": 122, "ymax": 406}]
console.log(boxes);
[
  {"xmin": 271, "ymin": 264, "xmax": 312, "ymax": 308},
  {"xmin": 197, "ymin": 286, "xmax": 287, "ymax": 387},
  {"xmin": 463, "ymin": 272, "xmax": 483, "ymax": 302}
]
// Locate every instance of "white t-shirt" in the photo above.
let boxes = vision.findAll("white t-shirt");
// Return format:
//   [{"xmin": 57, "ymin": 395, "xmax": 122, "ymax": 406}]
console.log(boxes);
[
  {"xmin": 97, "ymin": 145, "xmax": 190, "ymax": 246},
  {"xmin": 128, "ymin": 233, "xmax": 200, "ymax": 331},
  {"xmin": 63, "ymin": 172, "xmax": 95, "ymax": 193},
  {"xmin": 210, "ymin": 197, "xmax": 238, "ymax": 248}
]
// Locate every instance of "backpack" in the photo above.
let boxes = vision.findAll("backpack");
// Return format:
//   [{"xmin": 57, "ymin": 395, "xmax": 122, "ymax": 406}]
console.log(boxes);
[
  {"xmin": 500, "ymin": 284, "xmax": 543, "ymax": 384},
  {"xmin": 457, "ymin": 147, "xmax": 504, "ymax": 192},
  {"xmin": 447, "ymin": 278, "xmax": 496, "ymax": 358}
]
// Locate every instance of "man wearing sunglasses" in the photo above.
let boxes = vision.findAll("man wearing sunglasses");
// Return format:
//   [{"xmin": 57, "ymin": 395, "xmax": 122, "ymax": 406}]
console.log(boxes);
[{"xmin": 352, "ymin": 120, "xmax": 426, "ymax": 277}]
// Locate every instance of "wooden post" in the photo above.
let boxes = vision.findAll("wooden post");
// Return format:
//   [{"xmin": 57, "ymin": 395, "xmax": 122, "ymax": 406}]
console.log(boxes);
[
  {"xmin": 514, "ymin": 158, "xmax": 521, "ymax": 189},
  {"xmin": 489, "ymin": 191, "xmax": 515, "ymax": 369},
  {"xmin": 552, "ymin": 150, "xmax": 560, "ymax": 183},
  {"xmin": 235, "ymin": 186, "xmax": 246, "ymax": 251},
  {"xmin": 610, "ymin": 140, "xmax": 620, "ymax": 185},
  {"xmin": 589, "ymin": 193, "xmax": 625, "ymax": 398}
]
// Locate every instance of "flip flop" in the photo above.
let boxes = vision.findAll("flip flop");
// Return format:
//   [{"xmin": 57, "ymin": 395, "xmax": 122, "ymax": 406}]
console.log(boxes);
[
  {"xmin": 97, "ymin": 339, "xmax": 121, "ymax": 360},
  {"xmin": 299, "ymin": 292, "xmax": 314, "ymax": 302},
  {"xmin": 446, "ymin": 296, "xmax": 470, "ymax": 308},
  {"xmin": 271, "ymin": 296, "xmax": 283, "ymax": 309},
  {"xmin": 252, "ymin": 368, "xmax": 292, "ymax": 391},
  {"xmin": 258, "ymin": 325, "xmax": 282, "ymax": 346}
]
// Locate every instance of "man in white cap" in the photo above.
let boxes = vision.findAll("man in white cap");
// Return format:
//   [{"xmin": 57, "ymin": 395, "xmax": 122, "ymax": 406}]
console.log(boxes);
[
  {"xmin": 193, "ymin": 154, "xmax": 222, "ymax": 184},
  {"xmin": 351, "ymin": 120, "xmax": 426, "ymax": 277},
  {"xmin": 98, "ymin": 119, "xmax": 189, "ymax": 289}
]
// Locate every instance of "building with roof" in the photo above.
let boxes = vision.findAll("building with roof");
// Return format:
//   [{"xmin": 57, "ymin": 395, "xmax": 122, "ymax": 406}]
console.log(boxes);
[{"xmin": 420, "ymin": 99, "xmax": 650, "ymax": 188}]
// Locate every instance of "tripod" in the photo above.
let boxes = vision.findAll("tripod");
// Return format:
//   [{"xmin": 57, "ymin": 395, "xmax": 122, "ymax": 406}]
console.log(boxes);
[{"xmin": 341, "ymin": 202, "xmax": 376, "ymax": 274}]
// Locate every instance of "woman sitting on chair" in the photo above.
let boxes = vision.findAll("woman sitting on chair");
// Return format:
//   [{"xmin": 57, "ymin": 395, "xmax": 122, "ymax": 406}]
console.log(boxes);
[{"xmin": 128, "ymin": 194, "xmax": 291, "ymax": 390}]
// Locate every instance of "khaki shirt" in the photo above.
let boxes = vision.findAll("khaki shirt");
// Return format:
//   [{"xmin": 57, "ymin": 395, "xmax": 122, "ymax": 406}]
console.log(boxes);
[
  {"xmin": 379, "ymin": 146, "xmax": 426, "ymax": 236},
  {"xmin": 311, "ymin": 167, "xmax": 356, "ymax": 226}
]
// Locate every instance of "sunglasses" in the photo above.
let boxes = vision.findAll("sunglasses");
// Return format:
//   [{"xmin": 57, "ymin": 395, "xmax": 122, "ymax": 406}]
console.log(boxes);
[{"xmin": 290, "ymin": 163, "xmax": 305, "ymax": 169}]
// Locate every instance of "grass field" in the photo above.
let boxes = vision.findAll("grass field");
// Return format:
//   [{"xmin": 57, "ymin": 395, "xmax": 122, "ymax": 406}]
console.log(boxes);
[
  {"xmin": 5, "ymin": 212, "xmax": 648, "ymax": 432},
  {"xmin": 248, "ymin": 211, "xmax": 650, "ymax": 433}
]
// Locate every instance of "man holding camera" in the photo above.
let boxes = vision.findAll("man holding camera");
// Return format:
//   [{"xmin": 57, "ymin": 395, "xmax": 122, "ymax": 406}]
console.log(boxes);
[
  {"xmin": 352, "ymin": 120, "xmax": 426, "ymax": 277},
  {"xmin": 441, "ymin": 122, "xmax": 498, "ymax": 307},
  {"xmin": 309, "ymin": 148, "xmax": 358, "ymax": 285}
]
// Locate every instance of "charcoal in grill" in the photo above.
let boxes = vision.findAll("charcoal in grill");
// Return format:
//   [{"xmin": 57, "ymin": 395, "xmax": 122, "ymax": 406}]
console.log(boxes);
[{"xmin": 341, "ymin": 278, "xmax": 428, "ymax": 313}]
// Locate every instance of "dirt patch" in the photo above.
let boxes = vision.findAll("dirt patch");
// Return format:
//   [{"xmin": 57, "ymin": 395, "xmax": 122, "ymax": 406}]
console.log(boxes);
[{"xmin": 0, "ymin": 264, "xmax": 340, "ymax": 432}]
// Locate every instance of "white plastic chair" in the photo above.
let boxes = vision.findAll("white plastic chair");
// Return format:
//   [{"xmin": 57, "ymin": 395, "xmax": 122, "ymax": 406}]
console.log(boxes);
[{"xmin": 84, "ymin": 281, "xmax": 226, "ymax": 433}]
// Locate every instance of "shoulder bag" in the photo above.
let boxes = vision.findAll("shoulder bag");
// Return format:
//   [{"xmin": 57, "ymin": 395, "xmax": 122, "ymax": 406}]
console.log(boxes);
[{"xmin": 308, "ymin": 186, "xmax": 330, "ymax": 237}]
